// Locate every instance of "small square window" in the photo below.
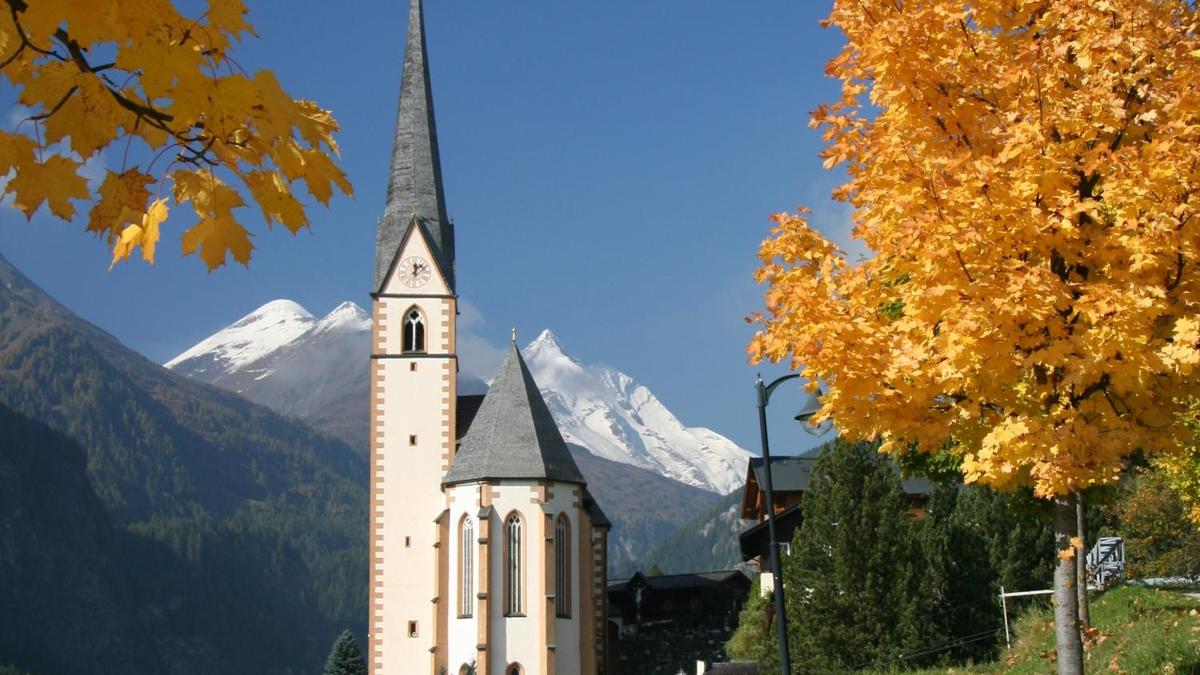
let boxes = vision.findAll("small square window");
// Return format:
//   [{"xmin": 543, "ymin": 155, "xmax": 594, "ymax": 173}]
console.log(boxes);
[
  {"xmin": 410, "ymin": 362, "xmax": 418, "ymax": 372},
  {"xmin": 409, "ymin": 435, "xmax": 418, "ymax": 446},
  {"xmin": 408, "ymin": 621, "xmax": 418, "ymax": 638}
]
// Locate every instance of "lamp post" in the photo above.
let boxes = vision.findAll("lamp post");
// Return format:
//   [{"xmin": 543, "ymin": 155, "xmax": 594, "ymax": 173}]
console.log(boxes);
[{"xmin": 754, "ymin": 372, "xmax": 803, "ymax": 675}]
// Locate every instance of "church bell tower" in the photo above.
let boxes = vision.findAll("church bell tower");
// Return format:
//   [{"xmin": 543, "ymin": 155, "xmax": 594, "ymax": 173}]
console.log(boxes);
[{"xmin": 369, "ymin": 0, "xmax": 457, "ymax": 672}]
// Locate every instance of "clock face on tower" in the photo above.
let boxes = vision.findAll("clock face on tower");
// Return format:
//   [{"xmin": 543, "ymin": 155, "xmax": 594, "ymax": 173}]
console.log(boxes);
[{"xmin": 398, "ymin": 256, "xmax": 432, "ymax": 288}]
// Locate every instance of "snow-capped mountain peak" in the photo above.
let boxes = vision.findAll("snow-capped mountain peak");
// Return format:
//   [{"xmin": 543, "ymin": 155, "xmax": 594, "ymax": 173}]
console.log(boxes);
[
  {"xmin": 167, "ymin": 305, "xmax": 752, "ymax": 495},
  {"xmin": 164, "ymin": 299, "xmax": 316, "ymax": 378},
  {"xmin": 521, "ymin": 330, "xmax": 751, "ymax": 494},
  {"xmin": 313, "ymin": 301, "xmax": 371, "ymax": 335}
]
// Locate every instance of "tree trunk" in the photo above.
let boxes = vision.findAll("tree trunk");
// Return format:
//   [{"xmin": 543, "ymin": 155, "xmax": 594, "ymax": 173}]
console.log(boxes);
[
  {"xmin": 1054, "ymin": 494, "xmax": 1085, "ymax": 675},
  {"xmin": 1075, "ymin": 491, "xmax": 1091, "ymax": 629}
]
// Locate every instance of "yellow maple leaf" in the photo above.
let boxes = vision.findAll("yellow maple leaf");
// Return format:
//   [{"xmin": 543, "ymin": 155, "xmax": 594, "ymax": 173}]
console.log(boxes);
[
  {"xmin": 0, "ymin": 131, "xmax": 36, "ymax": 173},
  {"xmin": 110, "ymin": 224, "xmax": 145, "ymax": 270},
  {"xmin": 141, "ymin": 198, "xmax": 167, "ymax": 263},
  {"xmin": 89, "ymin": 169, "xmax": 154, "ymax": 242},
  {"xmin": 6, "ymin": 155, "xmax": 89, "ymax": 220},
  {"xmin": 181, "ymin": 215, "xmax": 254, "ymax": 269},
  {"xmin": 0, "ymin": 0, "xmax": 346, "ymax": 268},
  {"xmin": 244, "ymin": 170, "xmax": 307, "ymax": 232}
]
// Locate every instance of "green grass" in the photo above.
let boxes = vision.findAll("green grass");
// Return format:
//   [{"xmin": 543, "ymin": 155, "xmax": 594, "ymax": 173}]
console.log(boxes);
[{"xmin": 868, "ymin": 585, "xmax": 1200, "ymax": 674}]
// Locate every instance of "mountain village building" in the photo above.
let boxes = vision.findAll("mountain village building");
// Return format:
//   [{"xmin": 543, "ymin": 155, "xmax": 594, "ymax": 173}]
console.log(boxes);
[{"xmin": 368, "ymin": 1, "xmax": 610, "ymax": 673}]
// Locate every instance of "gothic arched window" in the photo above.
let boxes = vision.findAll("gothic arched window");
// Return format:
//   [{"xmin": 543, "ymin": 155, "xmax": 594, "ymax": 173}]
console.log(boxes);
[
  {"xmin": 505, "ymin": 512, "xmax": 523, "ymax": 616},
  {"xmin": 554, "ymin": 514, "xmax": 571, "ymax": 618},
  {"xmin": 460, "ymin": 516, "xmax": 474, "ymax": 618},
  {"xmin": 403, "ymin": 307, "xmax": 425, "ymax": 353}
]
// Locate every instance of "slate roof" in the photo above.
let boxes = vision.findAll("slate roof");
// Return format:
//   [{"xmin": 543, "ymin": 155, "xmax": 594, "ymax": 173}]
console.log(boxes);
[
  {"xmin": 444, "ymin": 343, "xmax": 586, "ymax": 486},
  {"xmin": 375, "ymin": 0, "xmax": 454, "ymax": 293},
  {"xmin": 608, "ymin": 569, "xmax": 751, "ymax": 592},
  {"xmin": 746, "ymin": 455, "xmax": 935, "ymax": 496}
]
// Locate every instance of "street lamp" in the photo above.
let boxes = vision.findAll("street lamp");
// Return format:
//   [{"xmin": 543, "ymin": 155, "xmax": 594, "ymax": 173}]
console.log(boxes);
[
  {"xmin": 754, "ymin": 372, "xmax": 806, "ymax": 675},
  {"xmin": 793, "ymin": 383, "xmax": 832, "ymax": 435}
]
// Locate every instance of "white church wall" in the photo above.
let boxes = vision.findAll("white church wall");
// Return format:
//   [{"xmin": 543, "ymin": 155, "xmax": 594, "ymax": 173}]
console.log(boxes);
[
  {"xmin": 447, "ymin": 484, "xmax": 481, "ymax": 672},
  {"xmin": 373, "ymin": 349, "xmax": 454, "ymax": 671},
  {"xmin": 553, "ymin": 504, "xmax": 582, "ymax": 675},
  {"xmin": 475, "ymin": 480, "xmax": 584, "ymax": 675}
]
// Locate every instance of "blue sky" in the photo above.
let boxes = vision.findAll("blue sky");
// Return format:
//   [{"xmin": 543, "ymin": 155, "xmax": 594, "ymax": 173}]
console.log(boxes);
[{"xmin": 0, "ymin": 1, "xmax": 856, "ymax": 455}]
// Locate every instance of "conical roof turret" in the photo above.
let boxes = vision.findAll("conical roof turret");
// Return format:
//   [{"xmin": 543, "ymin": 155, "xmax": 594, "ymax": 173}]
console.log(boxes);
[
  {"xmin": 445, "ymin": 342, "xmax": 586, "ymax": 486},
  {"xmin": 375, "ymin": 0, "xmax": 454, "ymax": 292}
]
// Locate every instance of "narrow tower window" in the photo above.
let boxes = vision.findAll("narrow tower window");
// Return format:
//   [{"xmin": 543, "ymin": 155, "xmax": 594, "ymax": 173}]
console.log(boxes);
[
  {"xmin": 555, "ymin": 514, "xmax": 571, "ymax": 618},
  {"xmin": 505, "ymin": 513, "xmax": 523, "ymax": 616},
  {"xmin": 403, "ymin": 307, "xmax": 426, "ymax": 353},
  {"xmin": 460, "ymin": 516, "xmax": 474, "ymax": 618}
]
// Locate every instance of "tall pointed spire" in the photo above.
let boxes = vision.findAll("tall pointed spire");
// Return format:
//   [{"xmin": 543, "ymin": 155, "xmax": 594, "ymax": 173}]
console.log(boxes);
[{"xmin": 375, "ymin": 0, "xmax": 454, "ymax": 292}]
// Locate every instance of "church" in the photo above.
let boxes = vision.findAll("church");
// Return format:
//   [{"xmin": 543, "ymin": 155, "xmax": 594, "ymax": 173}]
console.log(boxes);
[{"xmin": 367, "ymin": 2, "xmax": 611, "ymax": 674}]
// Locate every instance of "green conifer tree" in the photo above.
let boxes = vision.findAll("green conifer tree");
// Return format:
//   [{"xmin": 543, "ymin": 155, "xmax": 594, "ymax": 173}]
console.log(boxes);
[
  {"xmin": 322, "ymin": 630, "xmax": 367, "ymax": 675},
  {"xmin": 777, "ymin": 438, "xmax": 926, "ymax": 672}
]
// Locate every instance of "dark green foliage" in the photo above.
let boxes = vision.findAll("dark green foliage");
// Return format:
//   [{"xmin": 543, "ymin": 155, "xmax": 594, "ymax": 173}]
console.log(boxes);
[
  {"xmin": 322, "ymin": 630, "xmax": 367, "ymax": 675},
  {"xmin": 951, "ymin": 485, "xmax": 1055, "ymax": 594},
  {"xmin": 0, "ymin": 254, "xmax": 367, "ymax": 673},
  {"xmin": 914, "ymin": 485, "xmax": 1003, "ymax": 666},
  {"xmin": 780, "ymin": 439, "xmax": 927, "ymax": 672},
  {"xmin": 727, "ymin": 439, "xmax": 1058, "ymax": 673},
  {"xmin": 0, "ymin": 402, "xmax": 161, "ymax": 675},
  {"xmin": 725, "ymin": 577, "xmax": 773, "ymax": 667}
]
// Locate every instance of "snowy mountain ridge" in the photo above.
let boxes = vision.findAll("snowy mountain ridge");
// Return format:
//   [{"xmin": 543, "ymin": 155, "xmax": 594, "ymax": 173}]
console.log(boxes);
[
  {"xmin": 166, "ymin": 301, "xmax": 752, "ymax": 494},
  {"xmin": 521, "ymin": 329, "xmax": 751, "ymax": 494}
]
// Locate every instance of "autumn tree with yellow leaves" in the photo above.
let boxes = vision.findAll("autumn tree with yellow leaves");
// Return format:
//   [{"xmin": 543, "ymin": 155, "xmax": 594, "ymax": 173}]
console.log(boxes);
[
  {"xmin": 0, "ymin": 0, "xmax": 351, "ymax": 269},
  {"xmin": 750, "ymin": 2, "xmax": 1200, "ymax": 672}
]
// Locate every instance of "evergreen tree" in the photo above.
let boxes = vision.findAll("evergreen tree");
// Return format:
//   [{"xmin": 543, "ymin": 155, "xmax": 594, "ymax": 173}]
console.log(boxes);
[
  {"xmin": 322, "ymin": 630, "xmax": 366, "ymax": 675},
  {"xmin": 781, "ymin": 438, "xmax": 926, "ymax": 672},
  {"xmin": 915, "ymin": 485, "xmax": 1001, "ymax": 665}
]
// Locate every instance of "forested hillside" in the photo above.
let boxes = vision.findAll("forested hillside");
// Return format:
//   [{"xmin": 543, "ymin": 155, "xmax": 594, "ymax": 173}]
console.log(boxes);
[
  {"xmin": 0, "ymin": 253, "xmax": 367, "ymax": 674},
  {"xmin": 639, "ymin": 489, "xmax": 752, "ymax": 575}
]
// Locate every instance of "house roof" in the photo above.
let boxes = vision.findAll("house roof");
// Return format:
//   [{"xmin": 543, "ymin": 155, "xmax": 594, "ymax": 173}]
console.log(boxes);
[
  {"xmin": 746, "ymin": 455, "xmax": 934, "ymax": 495},
  {"xmin": 444, "ymin": 343, "xmax": 586, "ymax": 486},
  {"xmin": 375, "ymin": 0, "xmax": 454, "ymax": 292},
  {"xmin": 608, "ymin": 569, "xmax": 751, "ymax": 592},
  {"xmin": 741, "ymin": 454, "xmax": 935, "ymax": 518}
]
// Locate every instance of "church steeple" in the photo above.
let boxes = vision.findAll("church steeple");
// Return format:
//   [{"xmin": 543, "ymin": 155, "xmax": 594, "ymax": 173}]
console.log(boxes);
[{"xmin": 375, "ymin": 0, "xmax": 454, "ymax": 293}]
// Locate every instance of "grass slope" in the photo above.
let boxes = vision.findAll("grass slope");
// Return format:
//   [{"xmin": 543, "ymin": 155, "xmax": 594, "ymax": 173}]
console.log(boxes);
[{"xmin": 871, "ymin": 585, "xmax": 1200, "ymax": 674}]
